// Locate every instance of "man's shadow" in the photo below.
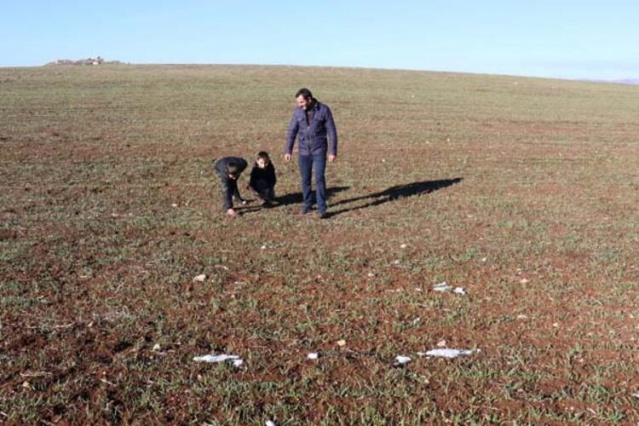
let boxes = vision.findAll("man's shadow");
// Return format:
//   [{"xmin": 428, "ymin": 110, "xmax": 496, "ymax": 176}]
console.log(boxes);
[
  {"xmin": 273, "ymin": 186, "xmax": 351, "ymax": 207},
  {"xmin": 329, "ymin": 177, "xmax": 463, "ymax": 216}
]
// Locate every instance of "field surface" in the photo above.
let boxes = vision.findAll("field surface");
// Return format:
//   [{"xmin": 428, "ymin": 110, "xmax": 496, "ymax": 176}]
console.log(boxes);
[{"xmin": 1, "ymin": 65, "xmax": 639, "ymax": 425}]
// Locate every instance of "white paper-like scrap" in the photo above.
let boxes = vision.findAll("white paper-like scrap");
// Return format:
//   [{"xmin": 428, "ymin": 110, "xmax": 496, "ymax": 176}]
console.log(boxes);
[
  {"xmin": 433, "ymin": 282, "xmax": 467, "ymax": 295},
  {"xmin": 307, "ymin": 352, "xmax": 319, "ymax": 360},
  {"xmin": 418, "ymin": 349, "xmax": 475, "ymax": 358},
  {"xmin": 193, "ymin": 274, "xmax": 207, "ymax": 282},
  {"xmin": 453, "ymin": 287, "xmax": 467, "ymax": 295},
  {"xmin": 193, "ymin": 354, "xmax": 243, "ymax": 367},
  {"xmin": 433, "ymin": 282, "xmax": 452, "ymax": 292},
  {"xmin": 395, "ymin": 355, "xmax": 411, "ymax": 365},
  {"xmin": 266, "ymin": 421, "xmax": 276, "ymax": 426}
]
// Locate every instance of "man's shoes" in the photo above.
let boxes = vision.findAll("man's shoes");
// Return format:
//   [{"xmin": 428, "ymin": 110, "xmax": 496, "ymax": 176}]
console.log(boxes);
[
  {"xmin": 261, "ymin": 200, "xmax": 273, "ymax": 208},
  {"xmin": 318, "ymin": 212, "xmax": 329, "ymax": 219},
  {"xmin": 300, "ymin": 206, "xmax": 311, "ymax": 215}
]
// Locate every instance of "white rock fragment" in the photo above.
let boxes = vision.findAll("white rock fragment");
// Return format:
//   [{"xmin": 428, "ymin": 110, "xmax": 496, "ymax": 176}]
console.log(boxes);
[
  {"xmin": 418, "ymin": 348, "xmax": 476, "ymax": 359},
  {"xmin": 400, "ymin": 244, "xmax": 407, "ymax": 249},
  {"xmin": 453, "ymin": 287, "xmax": 467, "ymax": 295},
  {"xmin": 266, "ymin": 421, "xmax": 276, "ymax": 426},
  {"xmin": 434, "ymin": 282, "xmax": 467, "ymax": 295},
  {"xmin": 152, "ymin": 343, "xmax": 161, "ymax": 352},
  {"xmin": 395, "ymin": 355, "xmax": 411, "ymax": 365},
  {"xmin": 193, "ymin": 354, "xmax": 243, "ymax": 367},
  {"xmin": 307, "ymin": 352, "xmax": 319, "ymax": 360},
  {"xmin": 193, "ymin": 274, "xmax": 206, "ymax": 282},
  {"xmin": 433, "ymin": 282, "xmax": 451, "ymax": 292}
]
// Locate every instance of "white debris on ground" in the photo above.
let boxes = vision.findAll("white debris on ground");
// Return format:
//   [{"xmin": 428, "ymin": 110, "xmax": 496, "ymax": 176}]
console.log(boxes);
[
  {"xmin": 394, "ymin": 355, "xmax": 411, "ymax": 365},
  {"xmin": 417, "ymin": 349, "xmax": 477, "ymax": 359},
  {"xmin": 433, "ymin": 282, "xmax": 452, "ymax": 292},
  {"xmin": 193, "ymin": 274, "xmax": 207, "ymax": 282},
  {"xmin": 433, "ymin": 281, "xmax": 467, "ymax": 295},
  {"xmin": 307, "ymin": 352, "xmax": 319, "ymax": 360},
  {"xmin": 266, "ymin": 420, "xmax": 276, "ymax": 426},
  {"xmin": 193, "ymin": 354, "xmax": 244, "ymax": 367}
]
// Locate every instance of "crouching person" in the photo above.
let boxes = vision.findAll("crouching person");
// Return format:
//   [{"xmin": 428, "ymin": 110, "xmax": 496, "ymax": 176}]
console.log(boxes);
[
  {"xmin": 248, "ymin": 151, "xmax": 277, "ymax": 207},
  {"xmin": 213, "ymin": 156, "xmax": 248, "ymax": 217}
]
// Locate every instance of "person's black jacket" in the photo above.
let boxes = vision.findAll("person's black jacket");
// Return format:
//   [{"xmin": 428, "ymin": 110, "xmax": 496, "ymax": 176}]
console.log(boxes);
[{"xmin": 249, "ymin": 162, "xmax": 277, "ymax": 189}]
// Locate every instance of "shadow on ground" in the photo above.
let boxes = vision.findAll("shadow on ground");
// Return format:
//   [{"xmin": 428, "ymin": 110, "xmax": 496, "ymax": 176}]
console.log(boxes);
[
  {"xmin": 328, "ymin": 177, "xmax": 463, "ymax": 217},
  {"xmin": 273, "ymin": 186, "xmax": 351, "ymax": 207}
]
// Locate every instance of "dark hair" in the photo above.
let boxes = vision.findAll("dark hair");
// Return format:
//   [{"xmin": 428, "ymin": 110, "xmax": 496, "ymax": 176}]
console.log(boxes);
[
  {"xmin": 256, "ymin": 151, "xmax": 270, "ymax": 161},
  {"xmin": 226, "ymin": 160, "xmax": 242, "ymax": 177},
  {"xmin": 295, "ymin": 88, "xmax": 313, "ymax": 100}
]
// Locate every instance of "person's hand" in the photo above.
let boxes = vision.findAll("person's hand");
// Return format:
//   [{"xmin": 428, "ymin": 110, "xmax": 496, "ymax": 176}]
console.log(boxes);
[
  {"xmin": 226, "ymin": 208, "xmax": 237, "ymax": 217},
  {"xmin": 328, "ymin": 154, "xmax": 336, "ymax": 162},
  {"xmin": 284, "ymin": 153, "xmax": 291, "ymax": 162}
]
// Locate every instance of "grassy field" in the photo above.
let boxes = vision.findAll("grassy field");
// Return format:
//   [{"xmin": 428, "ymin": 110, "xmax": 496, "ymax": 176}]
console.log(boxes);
[{"xmin": 1, "ymin": 64, "xmax": 639, "ymax": 425}]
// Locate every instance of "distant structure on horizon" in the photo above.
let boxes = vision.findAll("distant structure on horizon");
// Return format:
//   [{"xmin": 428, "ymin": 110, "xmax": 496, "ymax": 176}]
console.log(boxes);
[{"xmin": 45, "ymin": 56, "xmax": 124, "ymax": 66}]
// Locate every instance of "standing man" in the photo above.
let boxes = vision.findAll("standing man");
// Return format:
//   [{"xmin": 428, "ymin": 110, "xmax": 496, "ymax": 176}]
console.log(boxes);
[{"xmin": 285, "ymin": 88, "xmax": 338, "ymax": 219}]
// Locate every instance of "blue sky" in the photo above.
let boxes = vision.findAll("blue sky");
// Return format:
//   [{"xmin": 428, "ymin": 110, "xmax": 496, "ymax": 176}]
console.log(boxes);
[{"xmin": 2, "ymin": 0, "xmax": 638, "ymax": 80}]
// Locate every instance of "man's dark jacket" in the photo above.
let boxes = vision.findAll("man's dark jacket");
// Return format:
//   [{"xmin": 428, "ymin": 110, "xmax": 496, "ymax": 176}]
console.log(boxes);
[{"xmin": 285, "ymin": 100, "xmax": 338, "ymax": 157}]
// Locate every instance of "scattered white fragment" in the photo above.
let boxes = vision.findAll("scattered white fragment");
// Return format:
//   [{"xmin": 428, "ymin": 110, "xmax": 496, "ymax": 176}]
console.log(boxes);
[
  {"xmin": 307, "ymin": 352, "xmax": 319, "ymax": 360},
  {"xmin": 266, "ymin": 421, "xmax": 276, "ymax": 426},
  {"xmin": 261, "ymin": 245, "xmax": 267, "ymax": 250},
  {"xmin": 395, "ymin": 356, "xmax": 411, "ymax": 365},
  {"xmin": 517, "ymin": 314, "xmax": 529, "ymax": 320},
  {"xmin": 400, "ymin": 244, "xmax": 407, "ymax": 249},
  {"xmin": 434, "ymin": 282, "xmax": 467, "ymax": 295},
  {"xmin": 152, "ymin": 343, "xmax": 161, "ymax": 352},
  {"xmin": 632, "ymin": 392, "xmax": 639, "ymax": 399},
  {"xmin": 520, "ymin": 278, "xmax": 529, "ymax": 284},
  {"xmin": 172, "ymin": 203, "xmax": 178, "ymax": 207},
  {"xmin": 193, "ymin": 274, "xmax": 206, "ymax": 283},
  {"xmin": 433, "ymin": 282, "xmax": 451, "ymax": 292},
  {"xmin": 481, "ymin": 257, "xmax": 487, "ymax": 262},
  {"xmin": 453, "ymin": 287, "xmax": 467, "ymax": 295},
  {"xmin": 367, "ymin": 272, "xmax": 375, "ymax": 277},
  {"xmin": 418, "ymin": 349, "xmax": 476, "ymax": 358},
  {"xmin": 193, "ymin": 354, "xmax": 243, "ymax": 366},
  {"xmin": 436, "ymin": 340, "xmax": 447, "ymax": 347},
  {"xmin": 337, "ymin": 340, "xmax": 346, "ymax": 347},
  {"xmin": 412, "ymin": 317, "xmax": 421, "ymax": 325}
]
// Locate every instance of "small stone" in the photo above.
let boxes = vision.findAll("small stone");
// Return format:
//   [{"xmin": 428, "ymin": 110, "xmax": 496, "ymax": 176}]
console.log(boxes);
[
  {"xmin": 337, "ymin": 340, "xmax": 346, "ymax": 347},
  {"xmin": 193, "ymin": 274, "xmax": 206, "ymax": 282}
]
